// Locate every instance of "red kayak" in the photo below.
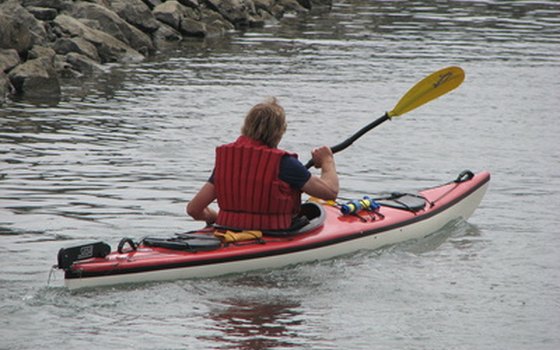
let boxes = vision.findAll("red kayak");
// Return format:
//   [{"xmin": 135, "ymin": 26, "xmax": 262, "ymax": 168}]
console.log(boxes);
[{"xmin": 56, "ymin": 170, "xmax": 490, "ymax": 290}]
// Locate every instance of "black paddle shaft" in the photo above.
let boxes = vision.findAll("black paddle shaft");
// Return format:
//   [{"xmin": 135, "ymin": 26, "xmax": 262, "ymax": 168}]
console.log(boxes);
[{"xmin": 304, "ymin": 113, "xmax": 390, "ymax": 169}]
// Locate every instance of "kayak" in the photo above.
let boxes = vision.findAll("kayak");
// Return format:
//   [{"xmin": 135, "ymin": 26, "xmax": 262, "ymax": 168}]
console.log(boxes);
[{"xmin": 56, "ymin": 170, "xmax": 490, "ymax": 290}]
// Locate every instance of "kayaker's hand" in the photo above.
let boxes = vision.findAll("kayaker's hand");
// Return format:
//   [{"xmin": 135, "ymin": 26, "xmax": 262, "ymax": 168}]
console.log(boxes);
[
  {"xmin": 203, "ymin": 207, "xmax": 218, "ymax": 227},
  {"xmin": 311, "ymin": 146, "xmax": 334, "ymax": 169},
  {"xmin": 302, "ymin": 146, "xmax": 339, "ymax": 200}
]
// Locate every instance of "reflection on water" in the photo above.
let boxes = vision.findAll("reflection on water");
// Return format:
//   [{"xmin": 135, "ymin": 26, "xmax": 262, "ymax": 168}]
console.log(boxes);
[
  {"xmin": 1, "ymin": 1, "xmax": 560, "ymax": 349},
  {"xmin": 206, "ymin": 298, "xmax": 303, "ymax": 349}
]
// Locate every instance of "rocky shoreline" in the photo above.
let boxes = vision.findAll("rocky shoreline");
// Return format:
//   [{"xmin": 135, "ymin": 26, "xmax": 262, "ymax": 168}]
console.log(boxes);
[{"xmin": 0, "ymin": 0, "xmax": 332, "ymax": 104}]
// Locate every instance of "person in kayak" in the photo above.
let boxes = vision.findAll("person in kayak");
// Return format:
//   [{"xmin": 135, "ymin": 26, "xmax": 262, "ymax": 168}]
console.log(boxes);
[{"xmin": 187, "ymin": 97, "xmax": 339, "ymax": 230}]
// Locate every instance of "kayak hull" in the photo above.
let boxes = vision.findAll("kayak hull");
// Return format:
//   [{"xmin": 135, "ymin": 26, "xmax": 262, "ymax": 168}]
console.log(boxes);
[{"xmin": 62, "ymin": 171, "xmax": 490, "ymax": 290}]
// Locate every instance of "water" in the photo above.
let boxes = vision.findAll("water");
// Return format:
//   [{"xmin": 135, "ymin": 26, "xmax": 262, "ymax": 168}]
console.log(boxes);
[{"xmin": 1, "ymin": 0, "xmax": 559, "ymax": 348}]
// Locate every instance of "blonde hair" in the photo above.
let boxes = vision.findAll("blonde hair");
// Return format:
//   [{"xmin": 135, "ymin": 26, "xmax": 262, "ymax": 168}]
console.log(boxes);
[{"xmin": 241, "ymin": 97, "xmax": 287, "ymax": 148}]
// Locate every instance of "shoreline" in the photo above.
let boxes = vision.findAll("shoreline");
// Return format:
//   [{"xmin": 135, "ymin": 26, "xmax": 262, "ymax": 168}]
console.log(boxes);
[{"xmin": 0, "ymin": 0, "xmax": 332, "ymax": 104}]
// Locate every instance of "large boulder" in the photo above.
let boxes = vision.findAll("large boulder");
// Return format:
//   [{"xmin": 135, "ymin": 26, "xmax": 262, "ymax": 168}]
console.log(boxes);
[
  {"xmin": 178, "ymin": 6, "xmax": 211, "ymax": 37},
  {"xmin": 179, "ymin": 16, "xmax": 207, "ymax": 37},
  {"xmin": 68, "ymin": 2, "xmax": 155, "ymax": 55},
  {"xmin": 203, "ymin": 0, "xmax": 259, "ymax": 28},
  {"xmin": 109, "ymin": 0, "xmax": 160, "ymax": 34},
  {"xmin": 0, "ymin": 1, "xmax": 48, "ymax": 49},
  {"xmin": 52, "ymin": 37, "xmax": 101, "ymax": 62},
  {"xmin": 27, "ymin": 45, "xmax": 57, "ymax": 61},
  {"xmin": 0, "ymin": 11, "xmax": 33, "ymax": 55},
  {"xmin": 153, "ymin": 1, "xmax": 188, "ymax": 31},
  {"xmin": 200, "ymin": 6, "xmax": 234, "ymax": 37},
  {"xmin": 64, "ymin": 52, "xmax": 106, "ymax": 74},
  {"xmin": 8, "ymin": 56, "xmax": 61, "ymax": 98},
  {"xmin": 53, "ymin": 14, "xmax": 144, "ymax": 63},
  {"xmin": 0, "ymin": 49, "xmax": 21, "ymax": 72}
]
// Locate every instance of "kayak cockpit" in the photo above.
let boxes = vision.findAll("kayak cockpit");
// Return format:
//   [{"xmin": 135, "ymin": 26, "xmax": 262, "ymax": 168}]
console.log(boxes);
[{"xmin": 261, "ymin": 201, "xmax": 326, "ymax": 236}]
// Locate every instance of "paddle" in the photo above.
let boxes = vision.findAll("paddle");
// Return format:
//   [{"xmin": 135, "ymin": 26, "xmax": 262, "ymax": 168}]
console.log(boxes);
[{"xmin": 304, "ymin": 66, "xmax": 465, "ymax": 168}]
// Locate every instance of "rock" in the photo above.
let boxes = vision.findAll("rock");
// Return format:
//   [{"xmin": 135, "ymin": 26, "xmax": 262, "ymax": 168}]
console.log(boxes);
[
  {"xmin": 178, "ymin": 8, "xmax": 208, "ymax": 37},
  {"xmin": 204, "ymin": 0, "xmax": 258, "ymax": 28},
  {"xmin": 204, "ymin": 18, "xmax": 234, "ymax": 37},
  {"xmin": 53, "ymin": 53, "xmax": 79, "ymax": 78},
  {"xmin": 177, "ymin": 0, "xmax": 199, "ymax": 8},
  {"xmin": 52, "ymin": 37, "xmax": 100, "ymax": 62},
  {"xmin": 153, "ymin": 1, "xmax": 233, "ymax": 37},
  {"xmin": 65, "ymin": 52, "xmax": 105, "ymax": 74},
  {"xmin": 0, "ymin": 11, "xmax": 33, "ymax": 55},
  {"xmin": 296, "ymin": 0, "xmax": 312, "ymax": 10},
  {"xmin": 0, "ymin": 49, "xmax": 21, "ymax": 72},
  {"xmin": 153, "ymin": 1, "xmax": 187, "ymax": 31},
  {"xmin": 69, "ymin": 2, "xmax": 155, "ymax": 55},
  {"xmin": 200, "ymin": 6, "xmax": 234, "ymax": 37},
  {"xmin": 1, "ymin": 70, "xmax": 14, "ymax": 105},
  {"xmin": 141, "ymin": 0, "xmax": 162, "ymax": 10},
  {"xmin": 8, "ymin": 56, "xmax": 61, "ymax": 98},
  {"xmin": 282, "ymin": 0, "xmax": 308, "ymax": 12},
  {"xmin": 0, "ymin": 1, "xmax": 49, "ymax": 48},
  {"xmin": 53, "ymin": 14, "xmax": 144, "ymax": 63},
  {"xmin": 253, "ymin": 0, "xmax": 274, "ymax": 12},
  {"xmin": 179, "ymin": 17, "xmax": 206, "ymax": 37},
  {"xmin": 22, "ymin": 0, "xmax": 71, "ymax": 11},
  {"xmin": 271, "ymin": 0, "xmax": 307, "ymax": 18},
  {"xmin": 27, "ymin": 6, "xmax": 58, "ymax": 21},
  {"xmin": 110, "ymin": 0, "xmax": 160, "ymax": 34},
  {"xmin": 27, "ymin": 45, "xmax": 56, "ymax": 61},
  {"xmin": 152, "ymin": 22, "xmax": 183, "ymax": 46}
]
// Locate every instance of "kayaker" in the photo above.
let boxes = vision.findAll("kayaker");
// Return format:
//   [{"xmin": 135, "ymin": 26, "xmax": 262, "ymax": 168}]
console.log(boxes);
[{"xmin": 187, "ymin": 97, "xmax": 339, "ymax": 230}]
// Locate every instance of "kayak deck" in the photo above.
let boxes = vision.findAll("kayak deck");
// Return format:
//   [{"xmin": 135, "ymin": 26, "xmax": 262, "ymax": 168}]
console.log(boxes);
[{"xmin": 59, "ymin": 170, "xmax": 490, "ymax": 290}]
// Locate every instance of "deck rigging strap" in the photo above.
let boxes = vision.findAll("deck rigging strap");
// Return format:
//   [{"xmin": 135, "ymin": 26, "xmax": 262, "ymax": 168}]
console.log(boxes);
[
  {"xmin": 141, "ymin": 233, "xmax": 222, "ymax": 252},
  {"xmin": 428, "ymin": 170, "xmax": 475, "ymax": 206},
  {"xmin": 374, "ymin": 192, "xmax": 429, "ymax": 212},
  {"xmin": 118, "ymin": 238, "xmax": 137, "ymax": 253}
]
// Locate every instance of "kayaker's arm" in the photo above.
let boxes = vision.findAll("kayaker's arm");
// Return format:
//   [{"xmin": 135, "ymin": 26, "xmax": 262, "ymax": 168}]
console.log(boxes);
[
  {"xmin": 186, "ymin": 182, "xmax": 218, "ymax": 226},
  {"xmin": 301, "ymin": 146, "xmax": 339, "ymax": 200}
]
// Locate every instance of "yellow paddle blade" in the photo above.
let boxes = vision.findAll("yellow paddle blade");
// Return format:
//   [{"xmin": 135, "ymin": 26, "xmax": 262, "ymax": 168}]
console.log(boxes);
[{"xmin": 388, "ymin": 66, "xmax": 465, "ymax": 118}]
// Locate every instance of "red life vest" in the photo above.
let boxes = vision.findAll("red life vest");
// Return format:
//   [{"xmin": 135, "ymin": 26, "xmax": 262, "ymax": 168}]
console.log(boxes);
[{"xmin": 214, "ymin": 136, "xmax": 301, "ymax": 230}]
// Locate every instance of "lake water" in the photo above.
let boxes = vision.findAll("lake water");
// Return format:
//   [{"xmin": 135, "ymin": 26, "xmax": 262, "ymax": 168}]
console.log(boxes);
[{"xmin": 1, "ymin": 0, "xmax": 559, "ymax": 349}]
